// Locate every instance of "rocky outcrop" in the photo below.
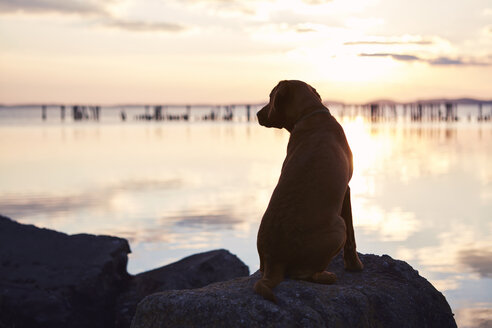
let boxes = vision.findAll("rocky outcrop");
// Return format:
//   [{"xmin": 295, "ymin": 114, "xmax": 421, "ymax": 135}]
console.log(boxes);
[
  {"xmin": 0, "ymin": 215, "xmax": 131, "ymax": 328},
  {"xmin": 131, "ymin": 253, "xmax": 457, "ymax": 328},
  {"xmin": 0, "ymin": 214, "xmax": 457, "ymax": 328},
  {"xmin": 0, "ymin": 215, "xmax": 250, "ymax": 328}
]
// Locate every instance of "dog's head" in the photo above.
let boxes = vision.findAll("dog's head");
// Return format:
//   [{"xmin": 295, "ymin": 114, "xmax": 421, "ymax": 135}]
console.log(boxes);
[{"xmin": 257, "ymin": 80, "xmax": 323, "ymax": 132}]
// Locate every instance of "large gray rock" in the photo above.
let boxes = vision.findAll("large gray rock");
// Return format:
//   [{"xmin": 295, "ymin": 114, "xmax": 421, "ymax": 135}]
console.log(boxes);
[
  {"xmin": 131, "ymin": 253, "xmax": 457, "ymax": 328},
  {"xmin": 0, "ymin": 215, "xmax": 131, "ymax": 328},
  {"xmin": 116, "ymin": 249, "xmax": 249, "ymax": 327}
]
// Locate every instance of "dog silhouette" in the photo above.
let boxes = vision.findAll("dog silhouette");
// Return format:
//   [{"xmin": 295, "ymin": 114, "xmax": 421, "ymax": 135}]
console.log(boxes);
[{"xmin": 254, "ymin": 80, "xmax": 363, "ymax": 303}]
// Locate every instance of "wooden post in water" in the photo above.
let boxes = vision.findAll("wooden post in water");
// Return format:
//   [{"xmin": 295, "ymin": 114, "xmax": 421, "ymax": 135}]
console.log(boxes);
[
  {"xmin": 61, "ymin": 105, "xmax": 65, "ymax": 121},
  {"xmin": 186, "ymin": 105, "xmax": 191, "ymax": 121},
  {"xmin": 390, "ymin": 104, "xmax": 396, "ymax": 120},
  {"xmin": 154, "ymin": 106, "xmax": 162, "ymax": 120},
  {"xmin": 445, "ymin": 102, "xmax": 453, "ymax": 121},
  {"xmin": 42, "ymin": 105, "xmax": 47, "ymax": 120},
  {"xmin": 246, "ymin": 104, "xmax": 251, "ymax": 122},
  {"xmin": 370, "ymin": 103, "xmax": 379, "ymax": 122}
]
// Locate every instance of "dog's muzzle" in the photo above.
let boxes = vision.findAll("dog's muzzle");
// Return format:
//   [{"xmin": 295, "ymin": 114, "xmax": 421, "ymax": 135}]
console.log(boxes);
[{"xmin": 257, "ymin": 105, "xmax": 270, "ymax": 127}]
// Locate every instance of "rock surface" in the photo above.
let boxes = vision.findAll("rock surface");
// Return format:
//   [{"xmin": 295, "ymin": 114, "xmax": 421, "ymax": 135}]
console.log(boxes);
[
  {"xmin": 0, "ymin": 215, "xmax": 250, "ymax": 328},
  {"xmin": 116, "ymin": 249, "xmax": 249, "ymax": 327},
  {"xmin": 132, "ymin": 253, "xmax": 458, "ymax": 328},
  {"xmin": 0, "ymin": 215, "xmax": 131, "ymax": 328}
]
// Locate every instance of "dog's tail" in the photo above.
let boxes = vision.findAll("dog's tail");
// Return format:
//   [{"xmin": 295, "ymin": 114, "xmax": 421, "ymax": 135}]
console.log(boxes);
[{"xmin": 254, "ymin": 262, "xmax": 284, "ymax": 303}]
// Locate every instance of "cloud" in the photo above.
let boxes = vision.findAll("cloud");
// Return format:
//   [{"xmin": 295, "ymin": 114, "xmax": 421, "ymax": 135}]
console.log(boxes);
[
  {"xmin": 428, "ymin": 57, "xmax": 465, "ymax": 66},
  {"xmin": 178, "ymin": 0, "xmax": 258, "ymax": 16},
  {"xmin": 0, "ymin": 0, "xmax": 188, "ymax": 33},
  {"xmin": 426, "ymin": 56, "xmax": 491, "ymax": 66},
  {"xmin": 345, "ymin": 40, "xmax": 433, "ymax": 46},
  {"xmin": 296, "ymin": 26, "xmax": 316, "ymax": 33},
  {"xmin": 301, "ymin": 0, "xmax": 333, "ymax": 4},
  {"xmin": 182, "ymin": 0, "xmax": 332, "ymax": 5},
  {"xmin": 359, "ymin": 53, "xmax": 492, "ymax": 66},
  {"xmin": 104, "ymin": 17, "xmax": 187, "ymax": 32},
  {"xmin": 0, "ymin": 0, "xmax": 108, "ymax": 15},
  {"xmin": 268, "ymin": 8, "xmax": 342, "ymax": 27},
  {"xmin": 359, "ymin": 53, "xmax": 420, "ymax": 61}
]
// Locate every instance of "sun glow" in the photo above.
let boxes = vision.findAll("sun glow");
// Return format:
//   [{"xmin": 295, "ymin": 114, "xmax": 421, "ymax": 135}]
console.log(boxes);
[
  {"xmin": 316, "ymin": 53, "xmax": 395, "ymax": 83},
  {"xmin": 1, "ymin": 0, "xmax": 492, "ymax": 103}
]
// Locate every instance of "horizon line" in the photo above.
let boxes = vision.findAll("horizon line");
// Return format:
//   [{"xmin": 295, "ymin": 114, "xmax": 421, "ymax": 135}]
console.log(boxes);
[{"xmin": 1, "ymin": 97, "xmax": 492, "ymax": 108}]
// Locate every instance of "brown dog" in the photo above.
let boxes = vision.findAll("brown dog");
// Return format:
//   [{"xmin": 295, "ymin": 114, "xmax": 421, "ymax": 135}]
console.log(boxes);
[{"xmin": 254, "ymin": 80, "xmax": 363, "ymax": 303}]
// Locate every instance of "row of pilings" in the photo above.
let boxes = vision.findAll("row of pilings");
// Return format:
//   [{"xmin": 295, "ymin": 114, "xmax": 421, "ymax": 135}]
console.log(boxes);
[
  {"xmin": 341, "ymin": 102, "xmax": 491, "ymax": 122},
  {"xmin": 39, "ymin": 102, "xmax": 491, "ymax": 123},
  {"xmin": 133, "ymin": 105, "xmax": 241, "ymax": 122},
  {"xmin": 40, "ymin": 104, "xmax": 253, "ymax": 122},
  {"xmin": 368, "ymin": 102, "xmax": 460, "ymax": 122},
  {"xmin": 42, "ymin": 105, "xmax": 101, "ymax": 121}
]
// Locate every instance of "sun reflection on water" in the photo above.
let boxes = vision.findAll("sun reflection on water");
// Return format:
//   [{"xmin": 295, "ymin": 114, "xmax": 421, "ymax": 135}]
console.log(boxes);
[{"xmin": 341, "ymin": 119, "xmax": 492, "ymax": 320}]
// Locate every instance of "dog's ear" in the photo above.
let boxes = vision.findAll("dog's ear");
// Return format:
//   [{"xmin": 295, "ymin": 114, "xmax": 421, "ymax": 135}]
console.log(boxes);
[{"xmin": 269, "ymin": 81, "xmax": 291, "ymax": 121}]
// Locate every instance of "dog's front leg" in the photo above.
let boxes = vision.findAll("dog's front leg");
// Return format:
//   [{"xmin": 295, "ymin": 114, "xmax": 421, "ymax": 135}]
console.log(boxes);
[{"xmin": 341, "ymin": 186, "xmax": 364, "ymax": 271}]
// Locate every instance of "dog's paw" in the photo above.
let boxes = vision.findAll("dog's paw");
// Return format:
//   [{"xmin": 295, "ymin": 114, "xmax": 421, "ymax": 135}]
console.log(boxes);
[
  {"xmin": 344, "ymin": 255, "xmax": 364, "ymax": 272},
  {"xmin": 311, "ymin": 271, "xmax": 337, "ymax": 284}
]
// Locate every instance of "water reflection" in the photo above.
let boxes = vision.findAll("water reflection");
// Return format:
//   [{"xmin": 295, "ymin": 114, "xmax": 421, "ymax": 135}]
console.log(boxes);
[
  {"xmin": 353, "ymin": 204, "xmax": 420, "ymax": 241},
  {"xmin": 0, "ymin": 119, "xmax": 491, "ymax": 328},
  {"xmin": 455, "ymin": 307, "xmax": 492, "ymax": 328},
  {"xmin": 172, "ymin": 213, "xmax": 242, "ymax": 229},
  {"xmin": 458, "ymin": 249, "xmax": 492, "ymax": 278},
  {"xmin": 344, "ymin": 121, "xmax": 492, "ymax": 301},
  {"xmin": 0, "ymin": 178, "xmax": 183, "ymax": 218}
]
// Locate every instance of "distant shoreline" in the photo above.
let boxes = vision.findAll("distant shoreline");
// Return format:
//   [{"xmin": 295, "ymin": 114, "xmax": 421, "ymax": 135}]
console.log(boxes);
[{"xmin": 2, "ymin": 97, "xmax": 492, "ymax": 108}]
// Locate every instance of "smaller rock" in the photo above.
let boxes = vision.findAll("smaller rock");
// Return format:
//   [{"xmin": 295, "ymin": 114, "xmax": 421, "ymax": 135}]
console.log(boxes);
[{"xmin": 116, "ymin": 249, "xmax": 249, "ymax": 327}]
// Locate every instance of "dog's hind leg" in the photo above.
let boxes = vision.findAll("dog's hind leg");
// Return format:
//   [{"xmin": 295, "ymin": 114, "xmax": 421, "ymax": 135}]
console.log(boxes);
[
  {"xmin": 311, "ymin": 271, "xmax": 337, "ymax": 284},
  {"xmin": 254, "ymin": 260, "xmax": 284, "ymax": 303},
  {"xmin": 309, "ymin": 222, "xmax": 346, "ymax": 285},
  {"xmin": 341, "ymin": 186, "xmax": 364, "ymax": 271},
  {"xmin": 259, "ymin": 252, "xmax": 264, "ymax": 273}
]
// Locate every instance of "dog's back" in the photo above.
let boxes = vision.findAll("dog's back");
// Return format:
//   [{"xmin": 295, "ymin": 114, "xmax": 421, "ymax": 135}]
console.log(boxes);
[{"xmin": 256, "ymin": 112, "xmax": 351, "ymax": 301}]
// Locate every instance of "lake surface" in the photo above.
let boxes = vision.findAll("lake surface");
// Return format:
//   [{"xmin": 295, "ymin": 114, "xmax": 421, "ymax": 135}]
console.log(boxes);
[{"xmin": 0, "ymin": 105, "xmax": 491, "ymax": 327}]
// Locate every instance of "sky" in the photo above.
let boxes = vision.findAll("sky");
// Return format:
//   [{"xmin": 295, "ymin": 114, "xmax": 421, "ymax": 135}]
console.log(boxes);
[{"xmin": 0, "ymin": 0, "xmax": 491, "ymax": 104}]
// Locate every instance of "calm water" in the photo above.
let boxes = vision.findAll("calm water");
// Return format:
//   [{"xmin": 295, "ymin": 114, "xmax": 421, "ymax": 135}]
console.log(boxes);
[{"xmin": 0, "ymin": 106, "xmax": 491, "ymax": 327}]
